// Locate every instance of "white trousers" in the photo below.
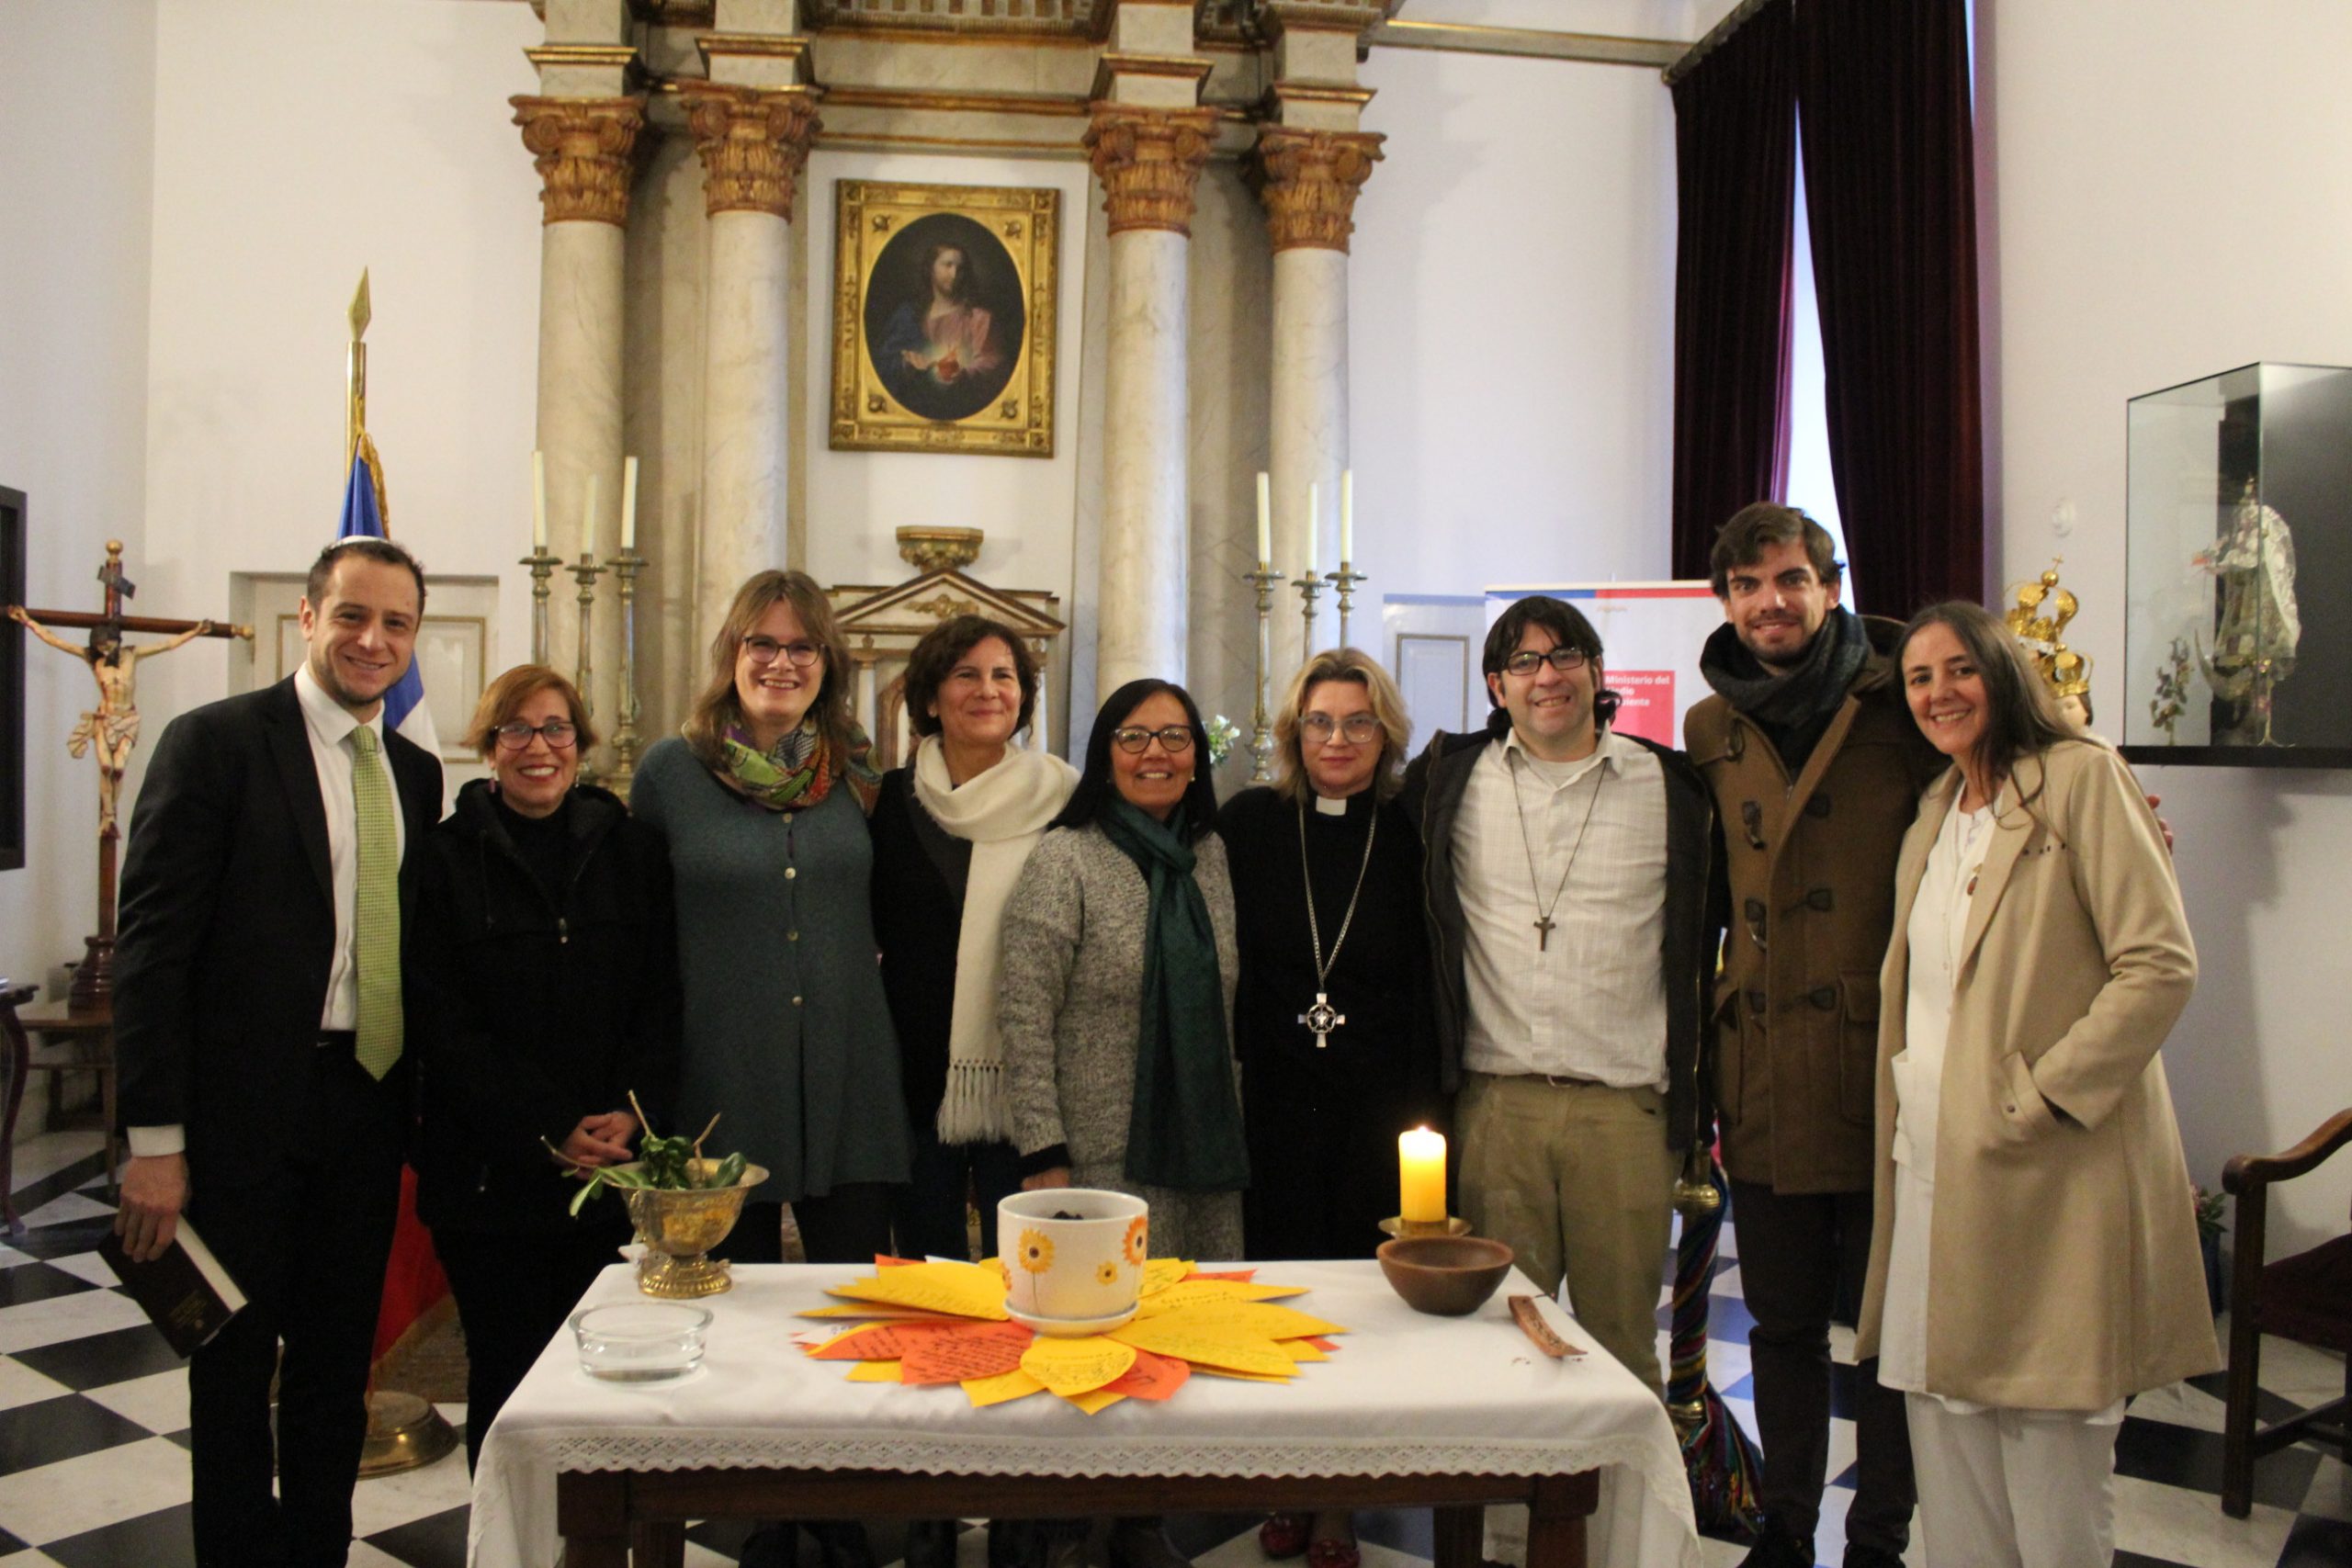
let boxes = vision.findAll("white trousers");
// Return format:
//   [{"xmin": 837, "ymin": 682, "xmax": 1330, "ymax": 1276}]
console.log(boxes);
[{"xmin": 1905, "ymin": 1393, "xmax": 2121, "ymax": 1568}]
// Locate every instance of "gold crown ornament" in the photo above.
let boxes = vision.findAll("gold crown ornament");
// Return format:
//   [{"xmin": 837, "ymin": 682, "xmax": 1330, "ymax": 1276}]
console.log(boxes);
[{"xmin": 2006, "ymin": 559, "xmax": 2093, "ymax": 699}]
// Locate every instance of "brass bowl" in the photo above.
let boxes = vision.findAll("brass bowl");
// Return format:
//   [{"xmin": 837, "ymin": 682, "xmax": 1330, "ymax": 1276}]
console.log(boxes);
[
  {"xmin": 1377, "ymin": 1235, "xmax": 1514, "ymax": 1316},
  {"xmin": 621, "ymin": 1159, "xmax": 768, "ymax": 1298}
]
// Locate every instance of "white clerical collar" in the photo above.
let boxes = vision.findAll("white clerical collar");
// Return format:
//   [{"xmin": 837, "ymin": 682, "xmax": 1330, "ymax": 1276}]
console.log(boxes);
[
  {"xmin": 1314, "ymin": 792, "xmax": 1351, "ymax": 816},
  {"xmin": 294, "ymin": 660, "xmax": 385, "ymax": 752}
]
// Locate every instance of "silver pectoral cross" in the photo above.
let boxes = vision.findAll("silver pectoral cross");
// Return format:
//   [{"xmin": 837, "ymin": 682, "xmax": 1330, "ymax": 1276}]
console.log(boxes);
[{"xmin": 1298, "ymin": 992, "xmax": 1345, "ymax": 1046}]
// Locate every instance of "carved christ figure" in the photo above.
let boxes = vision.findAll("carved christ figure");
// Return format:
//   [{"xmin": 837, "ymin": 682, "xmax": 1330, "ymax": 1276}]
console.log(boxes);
[{"xmin": 9, "ymin": 604, "xmax": 216, "ymax": 833}]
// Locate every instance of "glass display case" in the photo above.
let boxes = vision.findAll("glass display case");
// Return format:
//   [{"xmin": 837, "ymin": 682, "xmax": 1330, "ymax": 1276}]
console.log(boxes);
[{"xmin": 2123, "ymin": 362, "xmax": 2352, "ymax": 767}]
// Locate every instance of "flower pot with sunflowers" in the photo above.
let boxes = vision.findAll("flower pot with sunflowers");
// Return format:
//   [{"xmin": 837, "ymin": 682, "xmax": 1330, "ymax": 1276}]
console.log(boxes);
[{"xmin": 998, "ymin": 1189, "xmax": 1150, "ymax": 1336}]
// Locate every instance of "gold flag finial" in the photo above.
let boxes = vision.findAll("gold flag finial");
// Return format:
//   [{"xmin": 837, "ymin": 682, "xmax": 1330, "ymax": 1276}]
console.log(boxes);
[
  {"xmin": 348, "ymin": 268, "xmax": 371, "ymax": 343},
  {"xmin": 346, "ymin": 269, "xmax": 370, "ymax": 466}
]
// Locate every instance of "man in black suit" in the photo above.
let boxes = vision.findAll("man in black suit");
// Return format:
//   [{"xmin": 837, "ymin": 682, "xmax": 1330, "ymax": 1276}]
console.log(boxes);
[{"xmin": 113, "ymin": 537, "xmax": 443, "ymax": 1568}]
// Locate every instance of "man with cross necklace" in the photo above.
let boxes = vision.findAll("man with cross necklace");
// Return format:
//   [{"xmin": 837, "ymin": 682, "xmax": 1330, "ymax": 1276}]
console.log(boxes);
[{"xmin": 1401, "ymin": 595, "xmax": 1716, "ymax": 1396}]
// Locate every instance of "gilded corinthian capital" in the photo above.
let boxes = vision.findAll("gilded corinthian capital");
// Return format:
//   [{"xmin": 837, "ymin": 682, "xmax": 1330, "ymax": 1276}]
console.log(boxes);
[
  {"xmin": 510, "ymin": 96, "xmax": 648, "ymax": 227},
  {"xmin": 1253, "ymin": 127, "xmax": 1384, "ymax": 253},
  {"xmin": 1083, "ymin": 105, "xmax": 1218, "ymax": 237},
  {"xmin": 682, "ymin": 84, "xmax": 823, "ymax": 220}
]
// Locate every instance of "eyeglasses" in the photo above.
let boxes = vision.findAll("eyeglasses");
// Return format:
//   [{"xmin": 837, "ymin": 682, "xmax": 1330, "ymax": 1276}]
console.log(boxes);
[
  {"xmin": 1111, "ymin": 725, "xmax": 1194, "ymax": 754},
  {"xmin": 494, "ymin": 719, "xmax": 578, "ymax": 750},
  {"xmin": 1300, "ymin": 713, "xmax": 1384, "ymax": 743},
  {"xmin": 1502, "ymin": 646, "xmax": 1590, "ymax": 678},
  {"xmin": 743, "ymin": 637, "xmax": 823, "ymax": 668}
]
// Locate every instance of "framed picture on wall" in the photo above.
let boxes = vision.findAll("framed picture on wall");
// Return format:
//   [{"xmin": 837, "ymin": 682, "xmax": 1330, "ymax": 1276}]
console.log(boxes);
[
  {"xmin": 828, "ymin": 179, "xmax": 1059, "ymax": 457},
  {"xmin": 0, "ymin": 487, "xmax": 23, "ymax": 871}
]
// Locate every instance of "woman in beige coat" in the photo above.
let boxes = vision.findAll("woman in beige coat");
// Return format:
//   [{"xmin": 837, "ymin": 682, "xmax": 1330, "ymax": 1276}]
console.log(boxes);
[{"xmin": 1858, "ymin": 602, "xmax": 2218, "ymax": 1568}]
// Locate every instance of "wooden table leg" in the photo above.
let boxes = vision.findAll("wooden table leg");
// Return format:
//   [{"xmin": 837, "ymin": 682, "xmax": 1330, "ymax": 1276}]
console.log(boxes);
[
  {"xmin": 629, "ymin": 1519, "xmax": 686, "ymax": 1568},
  {"xmin": 1432, "ymin": 1504, "xmax": 1485, "ymax": 1568},
  {"xmin": 557, "ymin": 1471, "xmax": 633, "ymax": 1568},
  {"xmin": 1524, "ymin": 1472, "xmax": 1600, "ymax": 1568}
]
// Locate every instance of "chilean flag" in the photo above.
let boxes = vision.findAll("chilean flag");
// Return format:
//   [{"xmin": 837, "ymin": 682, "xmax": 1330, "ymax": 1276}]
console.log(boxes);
[{"xmin": 335, "ymin": 450, "xmax": 442, "ymax": 757}]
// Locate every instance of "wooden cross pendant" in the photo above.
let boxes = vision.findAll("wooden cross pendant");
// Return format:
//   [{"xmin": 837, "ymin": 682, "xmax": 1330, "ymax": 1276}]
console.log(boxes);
[
  {"xmin": 1533, "ymin": 915, "xmax": 1556, "ymax": 951},
  {"xmin": 1297, "ymin": 993, "xmax": 1345, "ymax": 1046}
]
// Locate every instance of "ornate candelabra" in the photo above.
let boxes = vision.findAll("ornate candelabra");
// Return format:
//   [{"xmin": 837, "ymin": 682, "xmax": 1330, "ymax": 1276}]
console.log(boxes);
[
  {"xmin": 1294, "ymin": 567, "xmax": 1329, "ymax": 658},
  {"xmin": 1244, "ymin": 564, "xmax": 1287, "ymax": 784},
  {"xmin": 605, "ymin": 547, "xmax": 648, "ymax": 795},
  {"xmin": 522, "ymin": 546, "xmax": 561, "ymax": 665},
  {"xmin": 569, "ymin": 550, "xmax": 607, "ymax": 786},
  {"xmin": 1329, "ymin": 562, "xmax": 1369, "ymax": 651}
]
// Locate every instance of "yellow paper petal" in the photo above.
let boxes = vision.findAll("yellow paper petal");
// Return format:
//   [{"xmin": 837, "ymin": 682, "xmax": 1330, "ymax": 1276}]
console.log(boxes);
[
  {"xmin": 1110, "ymin": 1317, "xmax": 1296, "ymax": 1378},
  {"xmin": 963, "ymin": 1368, "xmax": 1046, "ymax": 1407},
  {"xmin": 828, "ymin": 1259, "xmax": 1009, "ymax": 1320},
  {"xmin": 1060, "ymin": 1387, "xmax": 1127, "ymax": 1415},
  {"xmin": 801, "ymin": 1303, "xmax": 967, "ymax": 1322},
  {"xmin": 1145, "ymin": 1303, "xmax": 1348, "ymax": 1341},
  {"xmin": 1138, "ymin": 1258, "xmax": 1193, "ymax": 1297},
  {"xmin": 1276, "ymin": 1339, "xmax": 1328, "ymax": 1362},
  {"xmin": 1020, "ymin": 1335, "xmax": 1138, "ymax": 1397},
  {"xmin": 846, "ymin": 1359, "xmax": 904, "ymax": 1382},
  {"xmin": 1193, "ymin": 1365, "xmax": 1295, "ymax": 1382},
  {"xmin": 1132, "ymin": 1280, "xmax": 1306, "ymax": 1316},
  {"xmin": 805, "ymin": 1324, "xmax": 896, "ymax": 1355}
]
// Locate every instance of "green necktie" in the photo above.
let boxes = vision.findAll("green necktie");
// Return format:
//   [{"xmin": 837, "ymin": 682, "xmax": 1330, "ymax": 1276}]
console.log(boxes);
[{"xmin": 350, "ymin": 726, "xmax": 402, "ymax": 1080}]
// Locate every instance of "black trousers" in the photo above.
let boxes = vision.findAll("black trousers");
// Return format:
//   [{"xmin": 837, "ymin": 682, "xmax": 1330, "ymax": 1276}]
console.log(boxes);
[
  {"xmin": 718, "ymin": 1185, "xmax": 897, "ymax": 1267},
  {"xmin": 894, "ymin": 1127, "xmax": 1020, "ymax": 1263},
  {"xmin": 1728, "ymin": 1179, "xmax": 1916, "ymax": 1555},
  {"xmin": 434, "ymin": 1221, "xmax": 631, "ymax": 1473},
  {"xmin": 187, "ymin": 1050, "xmax": 408, "ymax": 1568}
]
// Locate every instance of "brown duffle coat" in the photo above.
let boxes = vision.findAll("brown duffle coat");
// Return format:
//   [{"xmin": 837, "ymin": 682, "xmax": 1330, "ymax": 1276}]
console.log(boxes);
[
  {"xmin": 1854, "ymin": 740, "xmax": 2220, "ymax": 1410},
  {"xmin": 1685, "ymin": 626, "xmax": 1943, "ymax": 1193}
]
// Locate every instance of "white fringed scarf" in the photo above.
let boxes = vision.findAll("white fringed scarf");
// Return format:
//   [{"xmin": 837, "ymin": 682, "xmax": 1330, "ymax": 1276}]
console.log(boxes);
[{"xmin": 913, "ymin": 735, "xmax": 1080, "ymax": 1144}]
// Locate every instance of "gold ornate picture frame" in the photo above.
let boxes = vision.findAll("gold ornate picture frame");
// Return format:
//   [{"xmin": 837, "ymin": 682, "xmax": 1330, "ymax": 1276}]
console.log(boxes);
[{"xmin": 829, "ymin": 180, "xmax": 1059, "ymax": 457}]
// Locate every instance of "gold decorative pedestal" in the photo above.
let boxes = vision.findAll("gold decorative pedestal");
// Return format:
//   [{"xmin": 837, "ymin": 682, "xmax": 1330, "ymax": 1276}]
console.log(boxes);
[
  {"xmin": 357, "ymin": 1391, "xmax": 458, "ymax": 1477},
  {"xmin": 1379, "ymin": 1214, "xmax": 1472, "ymax": 1239},
  {"xmin": 625, "ymin": 1161, "xmax": 768, "ymax": 1299}
]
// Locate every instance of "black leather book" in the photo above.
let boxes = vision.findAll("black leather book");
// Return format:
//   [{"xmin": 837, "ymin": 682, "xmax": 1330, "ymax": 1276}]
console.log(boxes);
[{"xmin": 98, "ymin": 1222, "xmax": 248, "ymax": 1357}]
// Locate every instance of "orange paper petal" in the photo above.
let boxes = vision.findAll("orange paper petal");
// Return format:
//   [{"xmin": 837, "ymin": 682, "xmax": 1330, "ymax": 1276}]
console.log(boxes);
[
  {"xmin": 902, "ymin": 1322, "xmax": 1035, "ymax": 1385},
  {"xmin": 1183, "ymin": 1269, "xmax": 1257, "ymax": 1281},
  {"xmin": 1102, "ymin": 1347, "xmax": 1191, "ymax": 1401},
  {"xmin": 808, "ymin": 1321, "xmax": 973, "ymax": 1360}
]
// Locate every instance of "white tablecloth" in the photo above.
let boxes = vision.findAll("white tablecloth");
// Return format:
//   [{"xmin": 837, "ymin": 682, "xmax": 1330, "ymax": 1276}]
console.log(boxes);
[{"xmin": 469, "ymin": 1260, "xmax": 1698, "ymax": 1568}]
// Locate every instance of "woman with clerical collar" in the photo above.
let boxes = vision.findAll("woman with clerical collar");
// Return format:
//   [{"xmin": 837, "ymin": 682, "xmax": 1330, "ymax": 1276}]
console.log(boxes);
[{"xmin": 1216, "ymin": 648, "xmax": 1439, "ymax": 1568}]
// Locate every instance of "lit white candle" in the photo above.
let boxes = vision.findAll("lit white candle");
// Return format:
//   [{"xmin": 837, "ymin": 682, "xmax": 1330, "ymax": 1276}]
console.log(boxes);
[
  {"xmin": 1255, "ymin": 471, "xmax": 1272, "ymax": 566},
  {"xmin": 620, "ymin": 456, "xmax": 639, "ymax": 551},
  {"xmin": 1398, "ymin": 1126, "xmax": 1446, "ymax": 1224},
  {"xmin": 1341, "ymin": 468, "xmax": 1354, "ymax": 565},
  {"xmin": 1306, "ymin": 481, "xmax": 1320, "ymax": 575},
  {"xmin": 581, "ymin": 472, "xmax": 599, "ymax": 557},
  {"xmin": 531, "ymin": 450, "xmax": 547, "ymax": 551}
]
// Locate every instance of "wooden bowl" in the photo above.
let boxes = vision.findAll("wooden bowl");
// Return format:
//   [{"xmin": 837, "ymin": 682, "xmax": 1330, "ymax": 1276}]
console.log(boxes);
[{"xmin": 1376, "ymin": 1235, "xmax": 1514, "ymax": 1316}]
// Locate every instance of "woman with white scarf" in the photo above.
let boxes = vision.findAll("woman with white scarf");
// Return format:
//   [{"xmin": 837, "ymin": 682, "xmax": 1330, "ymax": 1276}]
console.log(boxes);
[{"xmin": 872, "ymin": 617, "xmax": 1079, "ymax": 1268}]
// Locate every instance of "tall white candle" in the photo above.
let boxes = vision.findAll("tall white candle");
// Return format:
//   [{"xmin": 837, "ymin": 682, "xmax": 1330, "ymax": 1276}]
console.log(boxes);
[
  {"xmin": 620, "ymin": 456, "xmax": 639, "ymax": 551},
  {"xmin": 1255, "ymin": 471, "xmax": 1272, "ymax": 566},
  {"xmin": 1341, "ymin": 468, "xmax": 1354, "ymax": 565},
  {"xmin": 582, "ymin": 472, "xmax": 599, "ymax": 557},
  {"xmin": 1306, "ymin": 481, "xmax": 1320, "ymax": 575},
  {"xmin": 531, "ymin": 450, "xmax": 547, "ymax": 551}
]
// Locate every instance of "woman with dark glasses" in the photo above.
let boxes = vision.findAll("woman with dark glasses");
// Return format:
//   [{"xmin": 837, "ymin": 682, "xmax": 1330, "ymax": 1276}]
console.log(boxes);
[{"xmin": 412, "ymin": 664, "xmax": 681, "ymax": 1472}]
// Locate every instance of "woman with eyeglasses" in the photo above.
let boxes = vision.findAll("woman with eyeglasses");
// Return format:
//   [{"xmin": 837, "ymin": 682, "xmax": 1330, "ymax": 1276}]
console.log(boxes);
[
  {"xmin": 999, "ymin": 679, "xmax": 1242, "ymax": 1568},
  {"xmin": 1215, "ymin": 649, "xmax": 1436, "ymax": 1568},
  {"xmin": 412, "ymin": 665, "xmax": 682, "ymax": 1472},
  {"xmin": 630, "ymin": 571, "xmax": 907, "ymax": 1568}
]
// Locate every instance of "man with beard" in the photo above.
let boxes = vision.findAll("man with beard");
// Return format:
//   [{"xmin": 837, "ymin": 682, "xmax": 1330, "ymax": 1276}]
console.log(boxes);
[{"xmin": 1683, "ymin": 504, "xmax": 1939, "ymax": 1568}]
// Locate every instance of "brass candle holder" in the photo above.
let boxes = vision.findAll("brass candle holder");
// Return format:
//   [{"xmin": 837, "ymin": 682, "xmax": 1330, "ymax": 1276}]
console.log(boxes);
[
  {"xmin": 1329, "ymin": 562, "xmax": 1369, "ymax": 651},
  {"xmin": 1245, "ymin": 564, "xmax": 1287, "ymax": 784},
  {"xmin": 1294, "ymin": 569, "xmax": 1329, "ymax": 658},
  {"xmin": 1379, "ymin": 1214, "xmax": 1473, "ymax": 1239},
  {"xmin": 569, "ymin": 551, "xmax": 606, "ymax": 787},
  {"xmin": 522, "ymin": 546, "xmax": 561, "ymax": 666},
  {"xmin": 605, "ymin": 547, "xmax": 647, "ymax": 797}
]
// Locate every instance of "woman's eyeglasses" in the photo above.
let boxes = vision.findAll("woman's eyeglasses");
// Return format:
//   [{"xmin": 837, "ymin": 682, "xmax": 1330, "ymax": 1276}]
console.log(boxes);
[
  {"xmin": 742, "ymin": 637, "xmax": 823, "ymax": 668},
  {"xmin": 1111, "ymin": 725, "xmax": 1194, "ymax": 754},
  {"xmin": 494, "ymin": 719, "xmax": 578, "ymax": 750},
  {"xmin": 1300, "ymin": 713, "xmax": 1384, "ymax": 743}
]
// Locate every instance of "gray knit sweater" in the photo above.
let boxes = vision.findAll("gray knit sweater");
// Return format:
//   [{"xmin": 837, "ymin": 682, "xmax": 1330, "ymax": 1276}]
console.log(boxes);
[{"xmin": 999, "ymin": 821, "xmax": 1244, "ymax": 1259}]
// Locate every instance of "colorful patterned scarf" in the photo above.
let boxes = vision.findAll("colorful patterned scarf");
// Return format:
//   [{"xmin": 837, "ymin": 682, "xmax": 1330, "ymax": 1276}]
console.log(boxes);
[{"xmin": 714, "ymin": 716, "xmax": 881, "ymax": 814}]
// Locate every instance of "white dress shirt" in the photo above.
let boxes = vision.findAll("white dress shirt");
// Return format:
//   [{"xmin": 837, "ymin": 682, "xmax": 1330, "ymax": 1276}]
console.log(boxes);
[
  {"xmin": 1454, "ymin": 727, "xmax": 1669, "ymax": 1087},
  {"xmin": 127, "ymin": 663, "xmax": 408, "ymax": 1158}
]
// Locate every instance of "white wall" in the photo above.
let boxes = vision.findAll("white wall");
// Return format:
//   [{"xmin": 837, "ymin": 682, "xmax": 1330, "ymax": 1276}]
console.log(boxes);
[
  {"xmin": 1983, "ymin": 0, "xmax": 2352, "ymax": 1258},
  {"xmin": 0, "ymin": 2, "xmax": 160, "ymax": 1003},
  {"xmin": 133, "ymin": 0, "xmax": 543, "ymax": 770}
]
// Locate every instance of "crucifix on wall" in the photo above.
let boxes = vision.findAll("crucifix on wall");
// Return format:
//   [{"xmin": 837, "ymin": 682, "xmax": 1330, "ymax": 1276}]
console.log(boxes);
[{"xmin": 6, "ymin": 539, "xmax": 251, "ymax": 1011}]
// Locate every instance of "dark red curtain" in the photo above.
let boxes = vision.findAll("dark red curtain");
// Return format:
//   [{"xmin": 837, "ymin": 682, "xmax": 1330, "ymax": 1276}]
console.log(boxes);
[
  {"xmin": 1795, "ymin": 0, "xmax": 1983, "ymax": 612},
  {"xmin": 1668, "ymin": 1, "xmax": 1795, "ymax": 582}
]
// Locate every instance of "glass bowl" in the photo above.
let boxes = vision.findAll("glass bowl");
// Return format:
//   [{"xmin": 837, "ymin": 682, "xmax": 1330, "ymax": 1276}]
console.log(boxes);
[{"xmin": 570, "ymin": 1301, "xmax": 713, "ymax": 1382}]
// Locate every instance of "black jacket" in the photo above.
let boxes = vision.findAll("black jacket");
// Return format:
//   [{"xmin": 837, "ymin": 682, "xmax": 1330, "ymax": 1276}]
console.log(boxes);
[
  {"xmin": 411, "ymin": 780, "xmax": 682, "ymax": 1234},
  {"xmin": 1397, "ymin": 712, "xmax": 1719, "ymax": 1156},
  {"xmin": 115, "ymin": 678, "xmax": 442, "ymax": 1182}
]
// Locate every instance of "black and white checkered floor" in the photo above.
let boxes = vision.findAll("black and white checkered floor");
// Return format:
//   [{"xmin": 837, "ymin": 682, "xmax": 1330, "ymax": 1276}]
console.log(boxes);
[{"xmin": 0, "ymin": 1129, "xmax": 2342, "ymax": 1567}]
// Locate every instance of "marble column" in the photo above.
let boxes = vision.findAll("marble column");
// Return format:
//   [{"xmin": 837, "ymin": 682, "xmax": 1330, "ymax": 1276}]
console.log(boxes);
[
  {"xmin": 682, "ymin": 83, "xmax": 820, "ymax": 633},
  {"xmin": 1084, "ymin": 104, "xmax": 1216, "ymax": 694},
  {"xmin": 1256, "ymin": 126, "xmax": 1381, "ymax": 666},
  {"xmin": 512, "ymin": 95, "xmax": 645, "ymax": 741}
]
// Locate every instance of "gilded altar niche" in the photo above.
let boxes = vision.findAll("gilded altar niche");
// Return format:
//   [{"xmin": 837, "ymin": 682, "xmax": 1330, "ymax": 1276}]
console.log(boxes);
[{"xmin": 827, "ymin": 528, "xmax": 1066, "ymax": 769}]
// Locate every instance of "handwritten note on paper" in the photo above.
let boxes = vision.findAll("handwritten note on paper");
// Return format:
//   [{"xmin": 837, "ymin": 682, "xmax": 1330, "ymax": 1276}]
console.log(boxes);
[
  {"xmin": 1132, "ymin": 1280, "xmax": 1305, "ymax": 1316},
  {"xmin": 1191, "ymin": 1365, "xmax": 1295, "ymax": 1383},
  {"xmin": 1111, "ymin": 1316, "xmax": 1295, "ymax": 1378},
  {"xmin": 808, "ymin": 1321, "xmax": 972, "ymax": 1361},
  {"xmin": 1103, "ymin": 1347, "xmax": 1191, "ymax": 1401},
  {"xmin": 1020, "ymin": 1336, "xmax": 1137, "ymax": 1398},
  {"xmin": 801, "ymin": 1303, "xmax": 969, "ymax": 1322},
  {"xmin": 829, "ymin": 1259, "xmax": 1010, "ymax": 1320},
  {"xmin": 1140, "ymin": 1258, "xmax": 1194, "ymax": 1297},
  {"xmin": 1140, "ymin": 1303, "xmax": 1347, "ymax": 1342},
  {"xmin": 1061, "ymin": 1387, "xmax": 1127, "ymax": 1415},
  {"xmin": 963, "ymin": 1368, "xmax": 1046, "ymax": 1407},
  {"xmin": 901, "ymin": 1322, "xmax": 1035, "ymax": 1385}
]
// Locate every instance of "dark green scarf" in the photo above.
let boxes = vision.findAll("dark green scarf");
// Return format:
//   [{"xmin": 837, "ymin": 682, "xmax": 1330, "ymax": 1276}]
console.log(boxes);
[{"xmin": 1098, "ymin": 797, "xmax": 1249, "ymax": 1192}]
